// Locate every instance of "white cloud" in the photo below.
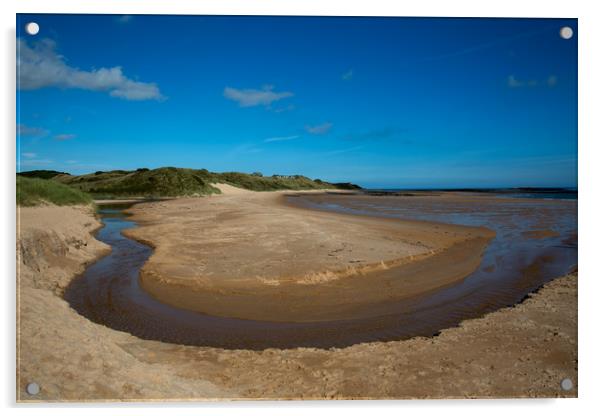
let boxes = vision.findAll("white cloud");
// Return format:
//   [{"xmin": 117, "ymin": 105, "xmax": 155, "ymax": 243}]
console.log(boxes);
[
  {"xmin": 224, "ymin": 85, "xmax": 293, "ymax": 107},
  {"xmin": 17, "ymin": 123, "xmax": 48, "ymax": 137},
  {"xmin": 305, "ymin": 122, "xmax": 333, "ymax": 135},
  {"xmin": 54, "ymin": 134, "xmax": 77, "ymax": 141},
  {"xmin": 22, "ymin": 152, "xmax": 37, "ymax": 158},
  {"xmin": 264, "ymin": 135, "xmax": 299, "ymax": 143},
  {"xmin": 17, "ymin": 38, "xmax": 164, "ymax": 101},
  {"xmin": 342, "ymin": 69, "xmax": 353, "ymax": 81}
]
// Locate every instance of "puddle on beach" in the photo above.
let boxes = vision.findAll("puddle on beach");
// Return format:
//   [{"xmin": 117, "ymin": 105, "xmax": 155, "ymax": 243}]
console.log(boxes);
[{"xmin": 64, "ymin": 195, "xmax": 577, "ymax": 350}]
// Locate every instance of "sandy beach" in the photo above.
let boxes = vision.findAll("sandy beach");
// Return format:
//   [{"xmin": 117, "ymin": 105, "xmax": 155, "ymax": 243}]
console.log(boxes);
[
  {"xmin": 14, "ymin": 12, "xmax": 580, "ymax": 404},
  {"xmin": 16, "ymin": 188, "xmax": 577, "ymax": 400},
  {"xmin": 124, "ymin": 185, "xmax": 495, "ymax": 322}
]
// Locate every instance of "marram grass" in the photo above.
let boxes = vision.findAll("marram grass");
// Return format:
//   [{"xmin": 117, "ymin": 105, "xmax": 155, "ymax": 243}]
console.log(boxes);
[{"xmin": 17, "ymin": 176, "xmax": 93, "ymax": 206}]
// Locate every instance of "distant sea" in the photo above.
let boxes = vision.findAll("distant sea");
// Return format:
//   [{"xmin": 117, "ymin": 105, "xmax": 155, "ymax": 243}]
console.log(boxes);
[{"xmin": 363, "ymin": 187, "xmax": 578, "ymax": 200}]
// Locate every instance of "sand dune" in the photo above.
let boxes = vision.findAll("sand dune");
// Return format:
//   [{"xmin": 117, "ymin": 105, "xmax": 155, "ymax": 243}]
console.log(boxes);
[{"xmin": 211, "ymin": 182, "xmax": 254, "ymax": 195}]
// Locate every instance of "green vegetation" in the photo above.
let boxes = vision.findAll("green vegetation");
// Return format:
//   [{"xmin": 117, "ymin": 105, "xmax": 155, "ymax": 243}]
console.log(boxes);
[
  {"xmin": 18, "ymin": 167, "xmax": 361, "ymax": 199},
  {"xmin": 54, "ymin": 167, "xmax": 221, "ymax": 198},
  {"xmin": 17, "ymin": 176, "xmax": 93, "ymax": 206},
  {"xmin": 331, "ymin": 182, "xmax": 362, "ymax": 190},
  {"xmin": 17, "ymin": 169, "xmax": 68, "ymax": 180},
  {"xmin": 216, "ymin": 172, "xmax": 334, "ymax": 191}
]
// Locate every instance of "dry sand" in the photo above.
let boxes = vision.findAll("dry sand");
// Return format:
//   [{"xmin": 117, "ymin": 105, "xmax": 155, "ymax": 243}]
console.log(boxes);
[
  {"xmin": 124, "ymin": 188, "xmax": 494, "ymax": 321},
  {"xmin": 17, "ymin": 205, "xmax": 229, "ymax": 400},
  {"xmin": 16, "ymin": 192, "xmax": 577, "ymax": 401}
]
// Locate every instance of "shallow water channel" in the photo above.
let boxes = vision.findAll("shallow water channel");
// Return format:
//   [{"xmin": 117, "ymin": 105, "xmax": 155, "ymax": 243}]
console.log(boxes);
[{"xmin": 64, "ymin": 195, "xmax": 577, "ymax": 350}]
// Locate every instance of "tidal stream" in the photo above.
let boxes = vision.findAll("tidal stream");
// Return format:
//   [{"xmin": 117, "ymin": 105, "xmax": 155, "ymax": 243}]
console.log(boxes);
[{"xmin": 64, "ymin": 194, "xmax": 577, "ymax": 350}]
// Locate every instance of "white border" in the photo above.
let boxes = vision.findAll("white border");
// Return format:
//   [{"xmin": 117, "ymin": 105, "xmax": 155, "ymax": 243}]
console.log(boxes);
[
  {"xmin": 2, "ymin": 0, "xmax": 601, "ymax": 415},
  {"xmin": 4, "ymin": 0, "xmax": 585, "ymax": 18}
]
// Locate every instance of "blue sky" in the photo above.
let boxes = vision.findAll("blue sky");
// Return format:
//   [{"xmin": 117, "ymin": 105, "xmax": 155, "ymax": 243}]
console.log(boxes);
[{"xmin": 16, "ymin": 15, "xmax": 577, "ymax": 188}]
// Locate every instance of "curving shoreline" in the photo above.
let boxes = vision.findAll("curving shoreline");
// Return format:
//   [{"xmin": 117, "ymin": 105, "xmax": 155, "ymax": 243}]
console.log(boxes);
[
  {"xmin": 17, "ymin": 198, "xmax": 577, "ymax": 399},
  {"xmin": 124, "ymin": 188, "xmax": 495, "ymax": 322}
]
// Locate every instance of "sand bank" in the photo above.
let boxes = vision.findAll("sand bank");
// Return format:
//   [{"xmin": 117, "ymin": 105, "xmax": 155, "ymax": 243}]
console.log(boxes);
[
  {"xmin": 17, "ymin": 205, "xmax": 230, "ymax": 400},
  {"xmin": 17, "ymin": 202, "xmax": 576, "ymax": 400},
  {"xmin": 123, "ymin": 188, "xmax": 494, "ymax": 321}
]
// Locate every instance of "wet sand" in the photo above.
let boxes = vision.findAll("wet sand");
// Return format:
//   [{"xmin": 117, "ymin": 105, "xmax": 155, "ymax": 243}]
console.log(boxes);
[
  {"xmin": 62, "ymin": 187, "xmax": 576, "ymax": 349},
  {"xmin": 17, "ymin": 199, "xmax": 577, "ymax": 400},
  {"xmin": 61, "ymin": 200, "xmax": 496, "ymax": 348},
  {"xmin": 124, "ymin": 187, "xmax": 494, "ymax": 322}
]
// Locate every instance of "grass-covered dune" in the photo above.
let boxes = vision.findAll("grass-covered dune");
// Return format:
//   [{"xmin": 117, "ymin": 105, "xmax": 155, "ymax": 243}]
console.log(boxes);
[
  {"xmin": 217, "ymin": 171, "xmax": 330, "ymax": 192},
  {"xmin": 17, "ymin": 167, "xmax": 361, "ymax": 199},
  {"xmin": 17, "ymin": 169, "xmax": 70, "ymax": 180},
  {"xmin": 54, "ymin": 167, "xmax": 220, "ymax": 198},
  {"xmin": 17, "ymin": 176, "xmax": 93, "ymax": 206}
]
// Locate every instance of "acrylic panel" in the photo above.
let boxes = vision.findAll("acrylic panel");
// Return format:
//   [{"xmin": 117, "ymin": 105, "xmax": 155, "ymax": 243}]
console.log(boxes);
[{"xmin": 16, "ymin": 14, "xmax": 578, "ymax": 401}]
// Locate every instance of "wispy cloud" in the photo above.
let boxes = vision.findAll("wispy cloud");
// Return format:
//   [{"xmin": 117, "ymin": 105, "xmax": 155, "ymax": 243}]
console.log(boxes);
[
  {"xmin": 507, "ymin": 75, "xmax": 524, "ymax": 88},
  {"xmin": 61, "ymin": 162, "xmax": 114, "ymax": 171},
  {"xmin": 273, "ymin": 104, "xmax": 296, "ymax": 113},
  {"xmin": 19, "ymin": 158, "xmax": 53, "ymax": 167},
  {"xmin": 223, "ymin": 85, "xmax": 293, "ymax": 108},
  {"xmin": 508, "ymin": 74, "xmax": 558, "ymax": 88},
  {"xmin": 416, "ymin": 26, "xmax": 557, "ymax": 65},
  {"xmin": 342, "ymin": 69, "xmax": 353, "ymax": 81},
  {"xmin": 117, "ymin": 15, "xmax": 133, "ymax": 24},
  {"xmin": 341, "ymin": 127, "xmax": 397, "ymax": 141},
  {"xmin": 305, "ymin": 122, "xmax": 333, "ymax": 135},
  {"xmin": 21, "ymin": 152, "xmax": 37, "ymax": 158},
  {"xmin": 229, "ymin": 143, "xmax": 263, "ymax": 156},
  {"xmin": 17, "ymin": 38, "xmax": 164, "ymax": 101},
  {"xmin": 17, "ymin": 123, "xmax": 48, "ymax": 137},
  {"xmin": 54, "ymin": 133, "xmax": 77, "ymax": 141},
  {"xmin": 264, "ymin": 135, "xmax": 299, "ymax": 143}
]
